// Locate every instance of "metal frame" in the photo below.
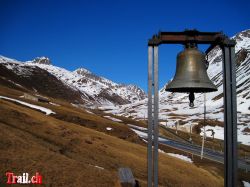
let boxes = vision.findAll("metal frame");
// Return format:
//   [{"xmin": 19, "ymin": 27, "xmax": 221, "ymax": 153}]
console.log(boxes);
[
  {"xmin": 147, "ymin": 46, "xmax": 159, "ymax": 187},
  {"xmin": 147, "ymin": 30, "xmax": 237, "ymax": 187},
  {"xmin": 147, "ymin": 46, "xmax": 153, "ymax": 186},
  {"xmin": 222, "ymin": 43, "xmax": 238, "ymax": 187}
]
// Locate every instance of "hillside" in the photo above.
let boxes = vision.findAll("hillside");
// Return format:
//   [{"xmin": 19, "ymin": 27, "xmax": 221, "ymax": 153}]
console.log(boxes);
[{"xmin": 0, "ymin": 85, "xmax": 224, "ymax": 186}]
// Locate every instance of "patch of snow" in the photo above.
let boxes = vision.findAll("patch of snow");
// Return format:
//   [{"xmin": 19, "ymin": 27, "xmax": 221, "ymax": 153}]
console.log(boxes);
[
  {"xmin": 158, "ymin": 149, "xmax": 193, "ymax": 163},
  {"xmin": 89, "ymin": 164, "xmax": 105, "ymax": 170},
  {"xmin": 106, "ymin": 127, "xmax": 113, "ymax": 131},
  {"xmin": 85, "ymin": 110, "xmax": 94, "ymax": 114},
  {"xmin": 94, "ymin": 165, "xmax": 104, "ymax": 170},
  {"xmin": 200, "ymin": 125, "xmax": 250, "ymax": 145},
  {"xmin": 98, "ymin": 105, "xmax": 119, "ymax": 110},
  {"xmin": 130, "ymin": 128, "xmax": 167, "ymax": 142},
  {"xmin": 49, "ymin": 102, "xmax": 60, "ymax": 106},
  {"xmin": 243, "ymin": 181, "xmax": 250, "ymax": 187},
  {"xmin": 103, "ymin": 116, "xmax": 122, "ymax": 122},
  {"xmin": 0, "ymin": 96, "xmax": 55, "ymax": 115},
  {"xmin": 238, "ymin": 100, "xmax": 250, "ymax": 114},
  {"xmin": 166, "ymin": 153, "xmax": 193, "ymax": 163},
  {"xmin": 159, "ymin": 121, "xmax": 167, "ymax": 126},
  {"xmin": 130, "ymin": 128, "xmax": 148, "ymax": 139}
]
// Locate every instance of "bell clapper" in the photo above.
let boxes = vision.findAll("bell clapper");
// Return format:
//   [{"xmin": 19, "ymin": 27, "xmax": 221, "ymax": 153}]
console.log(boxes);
[{"xmin": 189, "ymin": 92, "xmax": 195, "ymax": 107}]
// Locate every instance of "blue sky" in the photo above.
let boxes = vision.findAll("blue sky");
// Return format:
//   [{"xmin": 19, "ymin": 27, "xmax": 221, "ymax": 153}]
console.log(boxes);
[{"xmin": 0, "ymin": 0, "xmax": 249, "ymax": 91}]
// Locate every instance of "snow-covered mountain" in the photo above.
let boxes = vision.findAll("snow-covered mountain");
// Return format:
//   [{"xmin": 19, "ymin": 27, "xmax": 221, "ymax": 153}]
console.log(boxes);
[
  {"xmin": 0, "ymin": 56, "xmax": 84, "ymax": 103},
  {"xmin": 1, "ymin": 29, "xmax": 249, "ymax": 144},
  {"xmin": 0, "ymin": 55, "xmax": 146, "ymax": 107},
  {"xmin": 103, "ymin": 29, "xmax": 250, "ymax": 145},
  {"xmin": 31, "ymin": 56, "xmax": 51, "ymax": 65}
]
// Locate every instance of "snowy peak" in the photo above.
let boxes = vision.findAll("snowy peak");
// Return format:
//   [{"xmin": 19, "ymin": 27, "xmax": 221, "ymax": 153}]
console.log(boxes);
[
  {"xmin": 32, "ymin": 57, "xmax": 51, "ymax": 65},
  {"xmin": 74, "ymin": 68, "xmax": 92, "ymax": 75},
  {"xmin": 234, "ymin": 29, "xmax": 250, "ymax": 52},
  {"xmin": 124, "ymin": 84, "xmax": 146, "ymax": 100},
  {"xmin": 234, "ymin": 29, "xmax": 250, "ymax": 41}
]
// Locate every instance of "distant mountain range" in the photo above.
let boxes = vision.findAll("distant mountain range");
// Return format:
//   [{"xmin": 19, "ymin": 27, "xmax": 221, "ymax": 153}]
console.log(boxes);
[
  {"xmin": 0, "ymin": 55, "xmax": 146, "ymax": 107},
  {"xmin": 0, "ymin": 29, "xmax": 249, "ymax": 144}
]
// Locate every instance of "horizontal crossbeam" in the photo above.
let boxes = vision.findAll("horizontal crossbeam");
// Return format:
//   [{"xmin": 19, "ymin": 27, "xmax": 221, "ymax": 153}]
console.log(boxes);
[{"xmin": 148, "ymin": 30, "xmax": 235, "ymax": 48}]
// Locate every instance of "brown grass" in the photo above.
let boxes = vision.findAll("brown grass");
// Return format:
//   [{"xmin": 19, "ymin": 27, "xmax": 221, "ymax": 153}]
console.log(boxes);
[{"xmin": 0, "ymin": 86, "xmax": 224, "ymax": 187}]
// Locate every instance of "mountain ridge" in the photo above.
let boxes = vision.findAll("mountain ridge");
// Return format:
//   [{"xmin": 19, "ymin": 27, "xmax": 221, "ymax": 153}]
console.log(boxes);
[{"xmin": 0, "ymin": 55, "xmax": 146, "ymax": 107}]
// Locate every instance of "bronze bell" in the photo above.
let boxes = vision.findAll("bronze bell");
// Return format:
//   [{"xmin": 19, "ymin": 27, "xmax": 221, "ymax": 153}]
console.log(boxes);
[{"xmin": 165, "ymin": 43, "xmax": 217, "ymax": 93}]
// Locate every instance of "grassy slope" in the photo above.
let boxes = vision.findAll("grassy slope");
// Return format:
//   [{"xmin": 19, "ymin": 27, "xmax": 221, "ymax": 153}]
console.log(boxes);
[{"xmin": 0, "ymin": 86, "xmax": 223, "ymax": 186}]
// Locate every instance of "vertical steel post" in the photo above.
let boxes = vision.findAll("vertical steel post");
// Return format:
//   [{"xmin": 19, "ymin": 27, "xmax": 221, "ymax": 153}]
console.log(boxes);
[
  {"xmin": 222, "ymin": 45, "xmax": 237, "ymax": 187},
  {"xmin": 153, "ymin": 46, "xmax": 159, "ymax": 187},
  {"xmin": 147, "ymin": 46, "xmax": 153, "ymax": 187}
]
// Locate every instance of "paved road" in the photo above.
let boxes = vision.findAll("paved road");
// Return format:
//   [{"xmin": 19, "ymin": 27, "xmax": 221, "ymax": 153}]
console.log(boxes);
[
  {"xmin": 130, "ymin": 126, "xmax": 250, "ymax": 171},
  {"xmin": 158, "ymin": 137, "xmax": 250, "ymax": 171}
]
